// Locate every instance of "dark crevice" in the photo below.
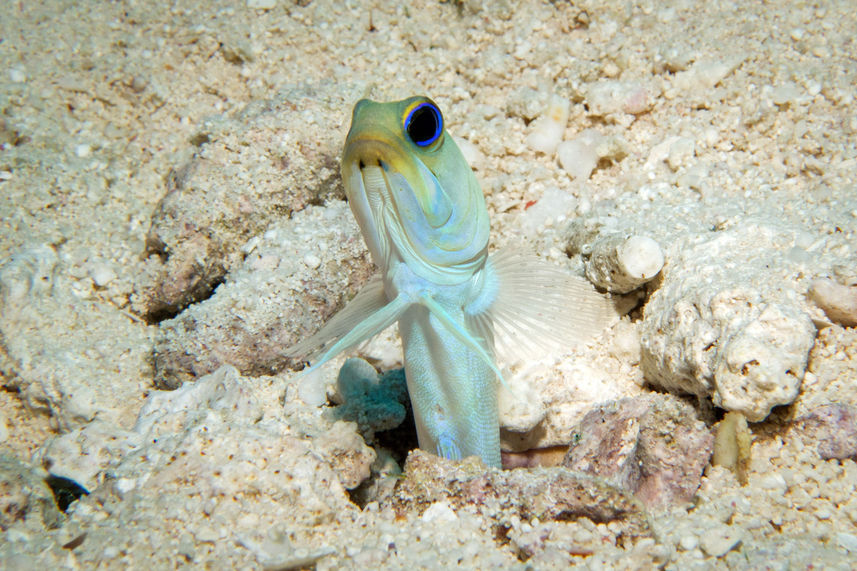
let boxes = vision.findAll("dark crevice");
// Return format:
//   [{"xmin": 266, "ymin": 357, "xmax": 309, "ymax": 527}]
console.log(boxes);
[
  {"xmin": 145, "ymin": 274, "xmax": 226, "ymax": 324},
  {"xmin": 45, "ymin": 474, "xmax": 89, "ymax": 512},
  {"xmin": 373, "ymin": 406, "xmax": 419, "ymax": 468}
]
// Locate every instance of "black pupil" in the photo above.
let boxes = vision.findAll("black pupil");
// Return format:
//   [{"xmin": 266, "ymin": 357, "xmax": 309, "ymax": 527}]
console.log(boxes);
[{"xmin": 408, "ymin": 105, "xmax": 440, "ymax": 146}]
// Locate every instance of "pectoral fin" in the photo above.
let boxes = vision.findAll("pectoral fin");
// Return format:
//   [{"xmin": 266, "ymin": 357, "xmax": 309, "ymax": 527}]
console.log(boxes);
[
  {"xmin": 467, "ymin": 249, "xmax": 619, "ymax": 363},
  {"xmin": 285, "ymin": 276, "xmax": 406, "ymax": 371}
]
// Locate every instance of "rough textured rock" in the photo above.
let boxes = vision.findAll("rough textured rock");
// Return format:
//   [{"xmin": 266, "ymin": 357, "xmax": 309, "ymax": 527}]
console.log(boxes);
[
  {"xmin": 0, "ymin": 245, "xmax": 152, "ymax": 431},
  {"xmin": 391, "ymin": 450, "xmax": 652, "ymax": 544},
  {"xmin": 584, "ymin": 233, "xmax": 664, "ymax": 294},
  {"xmin": 499, "ymin": 317, "xmax": 647, "ymax": 452},
  {"xmin": 793, "ymin": 404, "xmax": 857, "ymax": 460},
  {"xmin": 36, "ymin": 365, "xmax": 375, "ymax": 509},
  {"xmin": 27, "ymin": 365, "xmax": 378, "ymax": 569},
  {"xmin": 151, "ymin": 201, "xmax": 373, "ymax": 389},
  {"xmin": 563, "ymin": 394, "xmax": 714, "ymax": 509},
  {"xmin": 134, "ymin": 83, "xmax": 363, "ymax": 321},
  {"xmin": 795, "ymin": 325, "xmax": 857, "ymax": 416},
  {"xmin": 0, "ymin": 453, "xmax": 63, "ymax": 532},
  {"xmin": 637, "ymin": 221, "xmax": 817, "ymax": 421},
  {"xmin": 808, "ymin": 278, "xmax": 857, "ymax": 327},
  {"xmin": 33, "ymin": 419, "xmax": 140, "ymax": 493},
  {"xmin": 312, "ymin": 420, "xmax": 377, "ymax": 490}
]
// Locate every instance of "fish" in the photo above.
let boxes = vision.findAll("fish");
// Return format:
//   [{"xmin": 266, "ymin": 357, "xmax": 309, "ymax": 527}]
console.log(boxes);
[{"xmin": 286, "ymin": 96, "xmax": 616, "ymax": 468}]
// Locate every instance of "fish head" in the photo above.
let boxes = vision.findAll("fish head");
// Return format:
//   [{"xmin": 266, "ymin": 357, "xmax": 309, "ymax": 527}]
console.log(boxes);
[{"xmin": 341, "ymin": 96, "xmax": 489, "ymax": 283}]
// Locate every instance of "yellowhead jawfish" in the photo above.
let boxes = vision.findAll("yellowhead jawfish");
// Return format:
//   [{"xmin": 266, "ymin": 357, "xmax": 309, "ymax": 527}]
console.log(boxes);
[{"xmin": 287, "ymin": 96, "xmax": 615, "ymax": 468}]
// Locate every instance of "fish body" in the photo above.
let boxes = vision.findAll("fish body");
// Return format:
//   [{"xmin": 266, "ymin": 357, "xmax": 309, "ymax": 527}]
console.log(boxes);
[
  {"xmin": 394, "ymin": 260, "xmax": 500, "ymax": 465},
  {"xmin": 287, "ymin": 96, "xmax": 615, "ymax": 468}
]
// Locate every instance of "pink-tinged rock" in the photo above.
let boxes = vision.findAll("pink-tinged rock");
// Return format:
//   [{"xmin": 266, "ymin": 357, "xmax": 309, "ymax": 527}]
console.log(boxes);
[
  {"xmin": 563, "ymin": 394, "xmax": 714, "ymax": 510},
  {"xmin": 794, "ymin": 404, "xmax": 857, "ymax": 460}
]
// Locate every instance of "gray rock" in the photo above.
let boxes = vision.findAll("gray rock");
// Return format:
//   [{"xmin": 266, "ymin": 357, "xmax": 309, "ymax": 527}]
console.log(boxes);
[
  {"xmin": 151, "ymin": 201, "xmax": 372, "ymax": 388},
  {"xmin": 135, "ymin": 83, "xmax": 363, "ymax": 321},
  {"xmin": 392, "ymin": 450, "xmax": 652, "ymax": 542}
]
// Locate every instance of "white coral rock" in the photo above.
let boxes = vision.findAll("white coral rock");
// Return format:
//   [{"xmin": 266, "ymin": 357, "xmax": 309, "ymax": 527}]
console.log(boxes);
[
  {"xmin": 639, "ymin": 222, "xmax": 817, "ymax": 422},
  {"xmin": 585, "ymin": 233, "xmax": 664, "ymax": 294}
]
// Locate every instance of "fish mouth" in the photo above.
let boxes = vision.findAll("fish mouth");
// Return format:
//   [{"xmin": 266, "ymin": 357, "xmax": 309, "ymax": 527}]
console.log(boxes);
[
  {"xmin": 341, "ymin": 133, "xmax": 489, "ymax": 283},
  {"xmin": 343, "ymin": 138, "xmax": 453, "ymax": 230}
]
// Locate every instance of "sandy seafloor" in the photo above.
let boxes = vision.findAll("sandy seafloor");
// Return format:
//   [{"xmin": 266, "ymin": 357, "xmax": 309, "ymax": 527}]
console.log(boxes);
[{"xmin": 1, "ymin": 0, "xmax": 857, "ymax": 569}]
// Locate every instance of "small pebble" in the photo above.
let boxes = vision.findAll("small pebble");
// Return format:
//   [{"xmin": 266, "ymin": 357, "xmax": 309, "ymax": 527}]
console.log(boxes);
[
  {"xmin": 836, "ymin": 532, "xmax": 857, "ymax": 553},
  {"xmin": 678, "ymin": 163, "xmax": 709, "ymax": 190},
  {"xmin": 699, "ymin": 526, "xmax": 742, "ymax": 557},
  {"xmin": 713, "ymin": 411, "xmax": 752, "ymax": 485},
  {"xmin": 455, "ymin": 137, "xmax": 483, "ymax": 170},
  {"xmin": 679, "ymin": 534, "xmax": 698, "ymax": 551},
  {"xmin": 667, "ymin": 137, "xmax": 696, "ymax": 170},
  {"xmin": 758, "ymin": 472, "xmax": 788, "ymax": 494},
  {"xmin": 618, "ymin": 236, "xmax": 664, "ymax": 281},
  {"xmin": 302, "ymin": 254, "xmax": 322, "ymax": 269},
  {"xmin": 114, "ymin": 477, "xmax": 136, "ymax": 495},
  {"xmin": 525, "ymin": 95, "xmax": 569, "ymax": 155},
  {"xmin": 771, "ymin": 83, "xmax": 800, "ymax": 106},
  {"xmin": 241, "ymin": 236, "xmax": 261, "ymax": 255},
  {"xmin": 297, "ymin": 368, "xmax": 328, "ymax": 407},
  {"xmin": 130, "ymin": 75, "xmax": 149, "ymax": 93},
  {"xmin": 808, "ymin": 278, "xmax": 857, "ymax": 327},
  {"xmin": 646, "ymin": 136, "xmax": 681, "ymax": 167},
  {"xmin": 690, "ymin": 59, "xmax": 741, "ymax": 89},
  {"xmin": 421, "ymin": 501, "xmax": 458, "ymax": 524},
  {"xmin": 558, "ymin": 137, "xmax": 599, "ymax": 180},
  {"xmin": 586, "ymin": 80, "xmax": 654, "ymax": 117},
  {"xmin": 9, "ymin": 67, "xmax": 26, "ymax": 83},
  {"xmin": 89, "ymin": 263, "xmax": 116, "ymax": 287}
]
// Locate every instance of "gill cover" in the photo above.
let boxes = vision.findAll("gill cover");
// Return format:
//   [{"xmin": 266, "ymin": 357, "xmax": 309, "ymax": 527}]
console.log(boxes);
[{"xmin": 341, "ymin": 96, "xmax": 490, "ymax": 285}]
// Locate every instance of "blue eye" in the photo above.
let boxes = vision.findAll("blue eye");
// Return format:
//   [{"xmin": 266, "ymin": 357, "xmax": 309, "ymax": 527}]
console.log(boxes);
[{"xmin": 405, "ymin": 102, "xmax": 443, "ymax": 147}]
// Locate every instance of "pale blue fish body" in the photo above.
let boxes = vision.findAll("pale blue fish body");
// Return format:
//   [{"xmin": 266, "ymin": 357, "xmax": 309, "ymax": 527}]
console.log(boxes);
[
  {"xmin": 393, "ymin": 261, "xmax": 500, "ymax": 466},
  {"xmin": 286, "ymin": 96, "xmax": 615, "ymax": 468}
]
